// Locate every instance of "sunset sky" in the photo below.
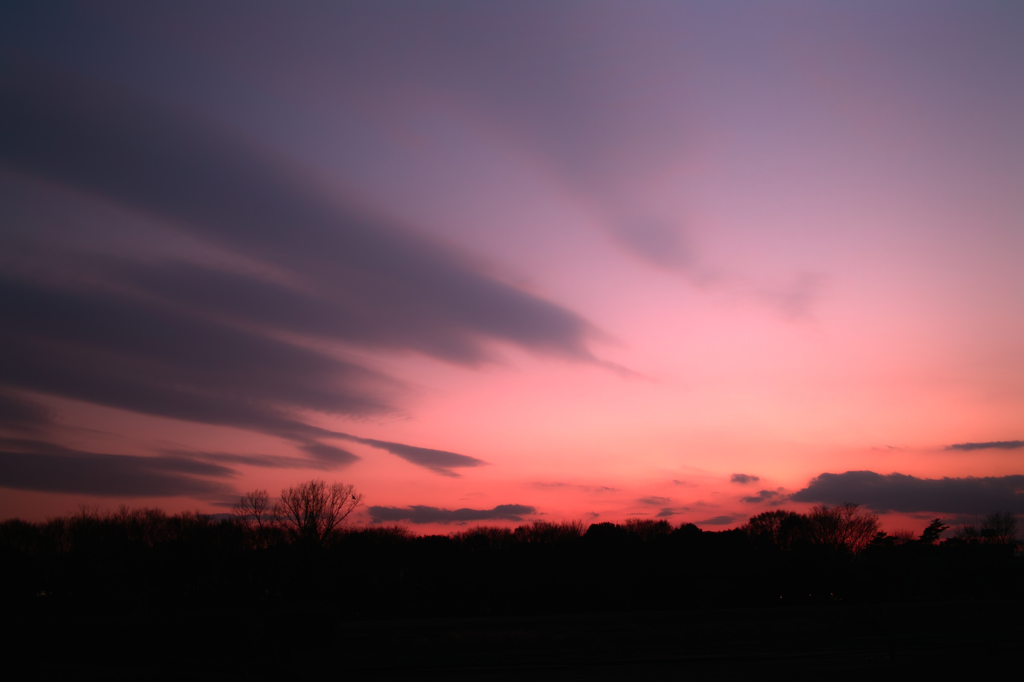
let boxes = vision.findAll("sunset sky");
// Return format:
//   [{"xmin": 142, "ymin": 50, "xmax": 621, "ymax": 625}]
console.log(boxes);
[{"xmin": 1, "ymin": 1, "xmax": 1022, "ymax": 533}]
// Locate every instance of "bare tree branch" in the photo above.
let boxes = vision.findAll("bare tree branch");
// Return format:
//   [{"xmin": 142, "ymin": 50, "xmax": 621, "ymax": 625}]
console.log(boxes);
[{"xmin": 274, "ymin": 479, "xmax": 363, "ymax": 546}]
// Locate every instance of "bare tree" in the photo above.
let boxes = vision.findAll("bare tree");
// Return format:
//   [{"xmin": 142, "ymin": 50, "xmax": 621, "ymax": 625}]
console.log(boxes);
[
  {"xmin": 233, "ymin": 489, "xmax": 272, "ymax": 547},
  {"xmin": 953, "ymin": 523, "xmax": 980, "ymax": 542},
  {"xmin": 805, "ymin": 503, "xmax": 879, "ymax": 553},
  {"xmin": 980, "ymin": 512, "xmax": 1019, "ymax": 545},
  {"xmin": 954, "ymin": 513, "xmax": 1019, "ymax": 545},
  {"xmin": 274, "ymin": 479, "xmax": 363, "ymax": 546}
]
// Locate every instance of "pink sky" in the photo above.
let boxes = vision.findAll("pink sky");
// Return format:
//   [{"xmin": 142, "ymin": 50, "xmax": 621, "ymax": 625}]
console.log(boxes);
[{"xmin": 1, "ymin": 2, "xmax": 1022, "ymax": 533}]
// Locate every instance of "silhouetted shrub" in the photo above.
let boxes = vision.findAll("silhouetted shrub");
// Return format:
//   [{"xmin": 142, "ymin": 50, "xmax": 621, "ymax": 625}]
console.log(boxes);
[
  {"xmin": 451, "ymin": 525, "xmax": 514, "ymax": 549},
  {"xmin": 743, "ymin": 510, "xmax": 805, "ymax": 550},
  {"xmin": 514, "ymin": 519, "xmax": 584, "ymax": 544},
  {"xmin": 585, "ymin": 522, "xmax": 628, "ymax": 544}
]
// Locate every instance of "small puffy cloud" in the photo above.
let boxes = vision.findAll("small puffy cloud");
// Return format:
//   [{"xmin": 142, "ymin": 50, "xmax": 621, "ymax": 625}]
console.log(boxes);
[
  {"xmin": 741, "ymin": 489, "xmax": 780, "ymax": 504},
  {"xmin": 638, "ymin": 496, "xmax": 672, "ymax": 506},
  {"xmin": 946, "ymin": 441, "xmax": 1023, "ymax": 451},
  {"xmin": 367, "ymin": 503, "xmax": 536, "ymax": 524},
  {"xmin": 791, "ymin": 471, "xmax": 1024, "ymax": 514},
  {"xmin": 730, "ymin": 474, "xmax": 760, "ymax": 484}
]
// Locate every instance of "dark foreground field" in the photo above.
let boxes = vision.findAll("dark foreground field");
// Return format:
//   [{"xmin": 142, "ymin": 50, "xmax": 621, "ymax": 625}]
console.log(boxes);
[
  {"xmin": 4, "ymin": 507, "xmax": 1021, "ymax": 679},
  {"xmin": 8, "ymin": 599, "xmax": 1020, "ymax": 680}
]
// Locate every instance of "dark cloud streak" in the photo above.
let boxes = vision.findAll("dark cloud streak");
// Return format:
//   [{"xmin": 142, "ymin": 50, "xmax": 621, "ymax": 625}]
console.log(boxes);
[
  {"xmin": 332, "ymin": 434, "xmax": 485, "ymax": 477},
  {"xmin": 298, "ymin": 442, "xmax": 361, "ymax": 467},
  {"xmin": 696, "ymin": 515, "xmax": 742, "ymax": 526},
  {"xmin": 0, "ymin": 278, "xmax": 392, "ymax": 436},
  {"xmin": 0, "ymin": 58, "xmax": 603, "ymax": 480},
  {"xmin": 946, "ymin": 441, "xmax": 1023, "ymax": 451},
  {"xmin": 0, "ymin": 59, "xmax": 597, "ymax": 366},
  {"xmin": 368, "ymin": 504, "xmax": 536, "ymax": 524},
  {"xmin": 163, "ymin": 449, "xmax": 332, "ymax": 471},
  {"xmin": 0, "ymin": 438, "xmax": 233, "ymax": 497}
]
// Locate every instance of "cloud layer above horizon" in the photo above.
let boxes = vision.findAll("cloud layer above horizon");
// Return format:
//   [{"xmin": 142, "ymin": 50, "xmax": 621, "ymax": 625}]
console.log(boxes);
[{"xmin": 792, "ymin": 471, "xmax": 1024, "ymax": 515}]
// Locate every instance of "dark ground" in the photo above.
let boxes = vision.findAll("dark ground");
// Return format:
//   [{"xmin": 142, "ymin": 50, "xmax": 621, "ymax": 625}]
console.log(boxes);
[{"xmin": 8, "ymin": 599, "xmax": 1020, "ymax": 680}]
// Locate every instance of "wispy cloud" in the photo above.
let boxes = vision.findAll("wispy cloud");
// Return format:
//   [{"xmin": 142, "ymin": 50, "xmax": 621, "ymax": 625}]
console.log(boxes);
[
  {"xmin": 297, "ymin": 442, "xmax": 361, "ymax": 467},
  {"xmin": 756, "ymin": 272, "xmax": 828, "ymax": 321},
  {"xmin": 0, "ymin": 391, "xmax": 53, "ymax": 433},
  {"xmin": 608, "ymin": 218, "xmax": 693, "ymax": 273},
  {"xmin": 531, "ymin": 482, "xmax": 620, "ymax": 493},
  {"xmin": 655, "ymin": 506, "xmax": 689, "ymax": 518},
  {"xmin": 163, "ymin": 449, "xmax": 333, "ymax": 471}
]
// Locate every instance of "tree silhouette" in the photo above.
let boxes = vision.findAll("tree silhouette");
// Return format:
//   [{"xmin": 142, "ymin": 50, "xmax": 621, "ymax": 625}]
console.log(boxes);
[
  {"xmin": 514, "ymin": 519, "xmax": 585, "ymax": 544},
  {"xmin": 743, "ymin": 509, "xmax": 804, "ymax": 550},
  {"xmin": 274, "ymin": 479, "xmax": 363, "ymax": 547},
  {"xmin": 918, "ymin": 518, "xmax": 948, "ymax": 545},
  {"xmin": 805, "ymin": 503, "xmax": 879, "ymax": 553},
  {"xmin": 623, "ymin": 518, "xmax": 672, "ymax": 541}
]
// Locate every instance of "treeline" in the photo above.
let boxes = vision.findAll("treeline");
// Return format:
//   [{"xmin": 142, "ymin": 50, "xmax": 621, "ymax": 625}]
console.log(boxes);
[{"xmin": 1, "ymin": 493, "xmax": 1020, "ymax": 620}]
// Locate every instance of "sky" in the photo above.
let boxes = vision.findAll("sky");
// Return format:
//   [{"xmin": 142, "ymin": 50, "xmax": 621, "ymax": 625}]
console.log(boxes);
[{"xmin": 1, "ymin": 1, "xmax": 1022, "ymax": 533}]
